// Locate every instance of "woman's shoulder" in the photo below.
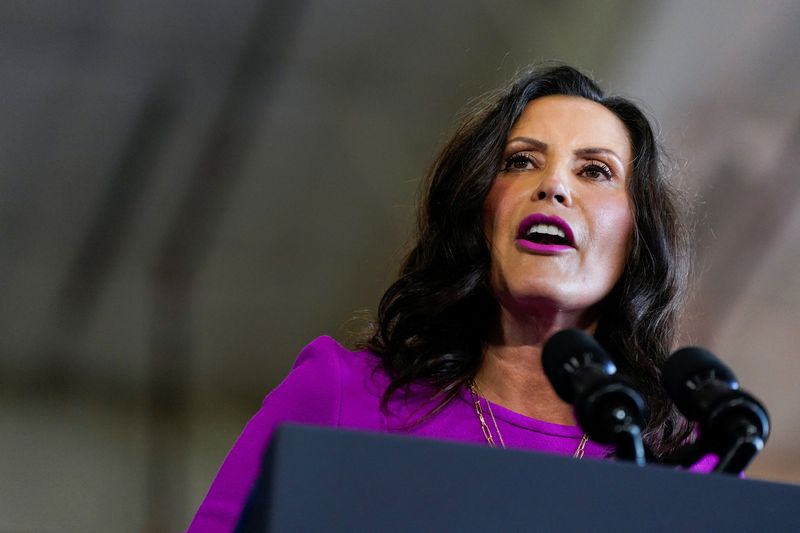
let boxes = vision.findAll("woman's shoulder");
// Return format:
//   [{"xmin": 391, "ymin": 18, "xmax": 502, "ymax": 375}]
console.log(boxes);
[
  {"xmin": 272, "ymin": 335, "xmax": 389, "ymax": 431},
  {"xmin": 250, "ymin": 335, "xmax": 384, "ymax": 428},
  {"xmin": 281, "ymin": 335, "xmax": 388, "ymax": 402},
  {"xmin": 290, "ymin": 335, "xmax": 383, "ymax": 377}
]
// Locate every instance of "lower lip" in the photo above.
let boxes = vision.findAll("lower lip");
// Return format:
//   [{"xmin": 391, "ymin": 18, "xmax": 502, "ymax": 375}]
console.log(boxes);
[{"xmin": 515, "ymin": 239, "xmax": 574, "ymax": 254}]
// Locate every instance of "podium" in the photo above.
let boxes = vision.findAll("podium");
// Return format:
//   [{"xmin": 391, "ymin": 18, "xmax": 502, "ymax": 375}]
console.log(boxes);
[{"xmin": 237, "ymin": 424, "xmax": 800, "ymax": 532}]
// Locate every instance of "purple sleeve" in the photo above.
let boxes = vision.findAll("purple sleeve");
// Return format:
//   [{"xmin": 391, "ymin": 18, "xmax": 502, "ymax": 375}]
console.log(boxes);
[
  {"xmin": 686, "ymin": 453, "xmax": 719, "ymax": 473},
  {"xmin": 186, "ymin": 337, "xmax": 343, "ymax": 533},
  {"xmin": 686, "ymin": 453, "xmax": 751, "ymax": 479}
]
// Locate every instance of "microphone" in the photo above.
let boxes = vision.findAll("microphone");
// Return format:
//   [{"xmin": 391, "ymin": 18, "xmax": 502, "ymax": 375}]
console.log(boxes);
[
  {"xmin": 662, "ymin": 347, "xmax": 770, "ymax": 474},
  {"xmin": 543, "ymin": 329, "xmax": 648, "ymax": 465}
]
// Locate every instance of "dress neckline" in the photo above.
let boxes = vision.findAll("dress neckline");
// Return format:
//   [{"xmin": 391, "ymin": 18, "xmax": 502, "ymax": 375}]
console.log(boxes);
[{"xmin": 457, "ymin": 385, "xmax": 585, "ymax": 437}]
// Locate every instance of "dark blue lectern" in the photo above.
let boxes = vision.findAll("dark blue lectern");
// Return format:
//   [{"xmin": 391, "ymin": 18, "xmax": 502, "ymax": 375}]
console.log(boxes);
[{"xmin": 237, "ymin": 424, "xmax": 800, "ymax": 532}]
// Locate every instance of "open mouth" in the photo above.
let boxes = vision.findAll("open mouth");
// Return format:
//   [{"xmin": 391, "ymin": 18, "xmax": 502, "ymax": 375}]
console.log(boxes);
[{"xmin": 516, "ymin": 214, "xmax": 575, "ymax": 249}]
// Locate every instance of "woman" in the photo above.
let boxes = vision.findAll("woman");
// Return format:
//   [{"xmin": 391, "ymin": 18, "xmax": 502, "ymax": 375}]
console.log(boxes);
[{"xmin": 188, "ymin": 64, "xmax": 706, "ymax": 532}]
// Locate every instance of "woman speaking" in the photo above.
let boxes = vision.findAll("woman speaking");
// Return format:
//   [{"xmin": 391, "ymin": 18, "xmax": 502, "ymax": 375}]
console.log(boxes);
[{"xmin": 188, "ymin": 64, "xmax": 708, "ymax": 531}]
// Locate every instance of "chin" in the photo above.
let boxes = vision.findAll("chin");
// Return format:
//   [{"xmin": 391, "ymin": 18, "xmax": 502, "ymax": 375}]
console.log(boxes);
[{"xmin": 498, "ymin": 282, "xmax": 609, "ymax": 318}]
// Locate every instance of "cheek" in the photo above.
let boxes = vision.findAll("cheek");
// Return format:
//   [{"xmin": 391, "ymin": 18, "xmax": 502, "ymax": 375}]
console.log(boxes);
[
  {"xmin": 614, "ymin": 203, "xmax": 633, "ymax": 268},
  {"xmin": 599, "ymin": 199, "xmax": 635, "ymax": 270}
]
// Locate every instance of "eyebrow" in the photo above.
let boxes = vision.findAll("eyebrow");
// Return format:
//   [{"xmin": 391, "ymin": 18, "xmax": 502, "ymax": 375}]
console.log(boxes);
[
  {"xmin": 575, "ymin": 147, "xmax": 621, "ymax": 160},
  {"xmin": 506, "ymin": 136, "xmax": 623, "ymax": 163},
  {"xmin": 506, "ymin": 136, "xmax": 548, "ymax": 152}
]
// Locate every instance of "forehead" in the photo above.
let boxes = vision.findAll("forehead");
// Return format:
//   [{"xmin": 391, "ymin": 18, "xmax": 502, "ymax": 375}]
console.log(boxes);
[{"xmin": 508, "ymin": 95, "xmax": 632, "ymax": 161}]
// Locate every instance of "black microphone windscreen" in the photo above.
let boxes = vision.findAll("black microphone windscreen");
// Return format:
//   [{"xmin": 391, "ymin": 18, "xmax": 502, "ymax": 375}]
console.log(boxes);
[
  {"xmin": 662, "ymin": 347, "xmax": 739, "ymax": 417},
  {"xmin": 542, "ymin": 328, "xmax": 612, "ymax": 403}
]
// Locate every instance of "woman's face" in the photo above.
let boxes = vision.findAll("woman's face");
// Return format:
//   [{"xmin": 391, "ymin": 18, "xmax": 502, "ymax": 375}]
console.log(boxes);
[{"xmin": 484, "ymin": 94, "xmax": 634, "ymax": 320}]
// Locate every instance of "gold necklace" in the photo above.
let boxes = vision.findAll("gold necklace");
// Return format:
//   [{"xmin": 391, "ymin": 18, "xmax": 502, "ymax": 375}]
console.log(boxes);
[{"xmin": 468, "ymin": 380, "xmax": 588, "ymax": 459}]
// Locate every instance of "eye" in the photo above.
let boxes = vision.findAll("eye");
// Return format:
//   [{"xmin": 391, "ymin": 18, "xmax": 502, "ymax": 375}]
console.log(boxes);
[
  {"xmin": 502, "ymin": 152, "xmax": 538, "ymax": 172},
  {"xmin": 580, "ymin": 160, "xmax": 614, "ymax": 180}
]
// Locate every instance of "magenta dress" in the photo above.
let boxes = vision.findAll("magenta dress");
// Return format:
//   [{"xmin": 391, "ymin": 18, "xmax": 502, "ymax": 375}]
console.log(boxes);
[{"xmin": 187, "ymin": 336, "xmax": 715, "ymax": 532}]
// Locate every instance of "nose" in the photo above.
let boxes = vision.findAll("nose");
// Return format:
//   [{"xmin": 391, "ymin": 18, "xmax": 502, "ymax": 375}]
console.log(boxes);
[{"xmin": 531, "ymin": 167, "xmax": 572, "ymax": 206}]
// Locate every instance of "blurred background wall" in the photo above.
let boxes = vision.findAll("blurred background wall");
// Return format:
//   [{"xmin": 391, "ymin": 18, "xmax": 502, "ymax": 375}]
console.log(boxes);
[{"xmin": 2, "ymin": 0, "xmax": 799, "ymax": 531}]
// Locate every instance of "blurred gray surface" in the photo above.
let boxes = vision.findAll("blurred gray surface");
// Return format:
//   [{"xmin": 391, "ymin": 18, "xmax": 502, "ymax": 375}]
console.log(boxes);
[{"xmin": 2, "ymin": 1, "xmax": 799, "ymax": 531}]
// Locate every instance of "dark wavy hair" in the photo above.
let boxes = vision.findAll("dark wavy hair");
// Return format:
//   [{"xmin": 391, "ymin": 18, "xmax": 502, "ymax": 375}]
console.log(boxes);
[{"xmin": 358, "ymin": 64, "xmax": 692, "ymax": 457}]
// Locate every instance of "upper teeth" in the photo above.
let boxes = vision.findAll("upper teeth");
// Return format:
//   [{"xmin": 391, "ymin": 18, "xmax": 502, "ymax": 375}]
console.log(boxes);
[{"xmin": 526, "ymin": 224, "xmax": 566, "ymax": 239}]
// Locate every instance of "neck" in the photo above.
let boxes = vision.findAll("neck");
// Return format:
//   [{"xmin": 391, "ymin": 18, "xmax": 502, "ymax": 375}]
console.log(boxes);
[{"xmin": 474, "ymin": 302, "xmax": 596, "ymax": 426}]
